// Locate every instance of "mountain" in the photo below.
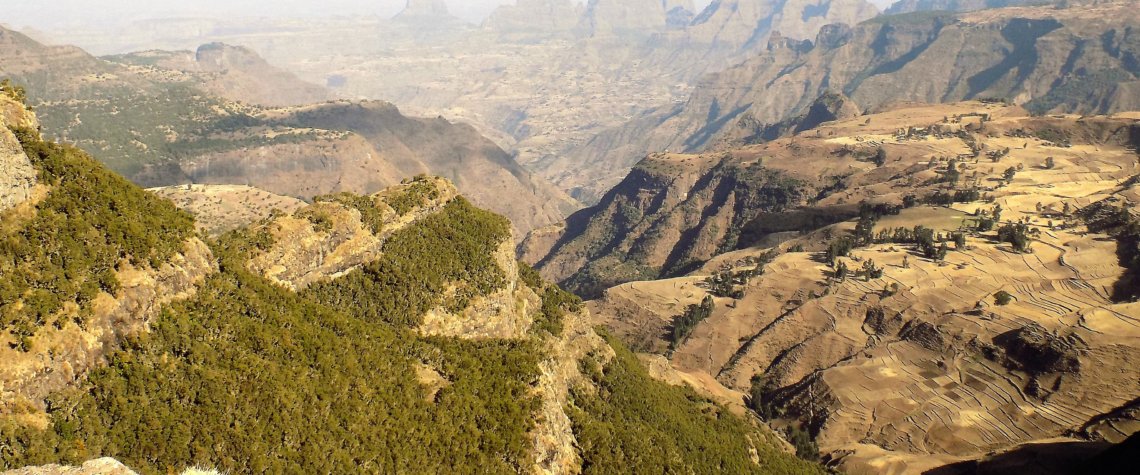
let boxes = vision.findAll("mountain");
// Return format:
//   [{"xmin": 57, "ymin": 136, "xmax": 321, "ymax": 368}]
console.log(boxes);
[
  {"xmin": 554, "ymin": 0, "xmax": 1140, "ymax": 203},
  {"xmin": 0, "ymin": 25, "xmax": 575, "ymax": 234},
  {"xmin": 527, "ymin": 99, "xmax": 1140, "ymax": 471},
  {"xmin": 108, "ymin": 43, "xmax": 330, "ymax": 107},
  {"xmin": 0, "ymin": 95, "xmax": 820, "ymax": 475}
]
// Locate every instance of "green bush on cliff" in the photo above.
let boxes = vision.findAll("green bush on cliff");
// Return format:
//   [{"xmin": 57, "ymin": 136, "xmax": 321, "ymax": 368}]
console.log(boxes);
[
  {"xmin": 305, "ymin": 197, "xmax": 511, "ymax": 326},
  {"xmin": 1, "ymin": 206, "xmax": 540, "ymax": 473},
  {"xmin": 0, "ymin": 128, "xmax": 193, "ymax": 341}
]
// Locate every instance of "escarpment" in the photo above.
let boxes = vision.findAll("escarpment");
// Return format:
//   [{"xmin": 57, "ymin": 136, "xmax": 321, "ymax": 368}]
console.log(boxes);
[{"xmin": 0, "ymin": 96, "xmax": 39, "ymax": 213}]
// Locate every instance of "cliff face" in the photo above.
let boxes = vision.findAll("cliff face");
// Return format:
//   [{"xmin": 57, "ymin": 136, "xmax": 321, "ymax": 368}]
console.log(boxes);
[
  {"xmin": 0, "ymin": 99, "xmax": 217, "ymax": 424},
  {"xmin": 553, "ymin": 1, "xmax": 1140, "ymax": 203},
  {"xmin": 0, "ymin": 97, "xmax": 38, "ymax": 213},
  {"xmin": 531, "ymin": 151, "xmax": 813, "ymax": 298},
  {"xmin": 688, "ymin": 0, "xmax": 880, "ymax": 50},
  {"xmin": 482, "ymin": 0, "xmax": 585, "ymax": 39}
]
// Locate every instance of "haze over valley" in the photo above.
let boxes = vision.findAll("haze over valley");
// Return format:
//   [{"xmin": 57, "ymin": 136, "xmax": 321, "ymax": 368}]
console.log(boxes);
[{"xmin": 1, "ymin": 1, "xmax": 1138, "ymax": 474}]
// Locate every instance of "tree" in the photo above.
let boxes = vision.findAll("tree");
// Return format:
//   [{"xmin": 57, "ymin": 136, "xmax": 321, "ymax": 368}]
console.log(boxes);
[
  {"xmin": 861, "ymin": 260, "xmax": 883, "ymax": 280},
  {"xmin": 1045, "ymin": 157, "xmax": 1055, "ymax": 169},
  {"xmin": 1003, "ymin": 167, "xmax": 1018, "ymax": 184},
  {"xmin": 834, "ymin": 261, "xmax": 849, "ymax": 281},
  {"xmin": 994, "ymin": 291, "xmax": 1014, "ymax": 306},
  {"xmin": 953, "ymin": 232, "xmax": 967, "ymax": 250},
  {"xmin": 998, "ymin": 223, "xmax": 1032, "ymax": 253},
  {"xmin": 873, "ymin": 147, "xmax": 888, "ymax": 167}
]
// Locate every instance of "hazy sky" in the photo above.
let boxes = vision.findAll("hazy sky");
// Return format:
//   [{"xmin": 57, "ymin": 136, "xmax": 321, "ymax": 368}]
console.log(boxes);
[{"xmin": 4, "ymin": 1, "xmax": 895, "ymax": 30}]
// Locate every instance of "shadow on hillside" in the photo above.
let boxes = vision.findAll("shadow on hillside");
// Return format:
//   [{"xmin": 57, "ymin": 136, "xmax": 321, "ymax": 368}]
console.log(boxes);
[{"xmin": 923, "ymin": 432, "xmax": 1139, "ymax": 475}]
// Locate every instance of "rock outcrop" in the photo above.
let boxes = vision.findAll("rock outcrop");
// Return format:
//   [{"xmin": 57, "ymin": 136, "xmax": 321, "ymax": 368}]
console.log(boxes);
[
  {"xmin": 248, "ymin": 177, "xmax": 459, "ymax": 291},
  {"xmin": 0, "ymin": 97, "xmax": 37, "ymax": 213},
  {"xmin": 4, "ymin": 458, "xmax": 138, "ymax": 475}
]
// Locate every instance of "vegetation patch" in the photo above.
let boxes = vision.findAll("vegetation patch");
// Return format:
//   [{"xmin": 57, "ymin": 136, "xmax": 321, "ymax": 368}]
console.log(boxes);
[
  {"xmin": 385, "ymin": 177, "xmax": 442, "ymax": 216},
  {"xmin": 305, "ymin": 197, "xmax": 510, "ymax": 326},
  {"xmin": 0, "ymin": 128, "xmax": 194, "ymax": 346}
]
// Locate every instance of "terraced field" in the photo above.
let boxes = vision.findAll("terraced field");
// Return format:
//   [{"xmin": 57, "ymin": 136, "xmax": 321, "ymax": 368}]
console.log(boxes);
[{"xmin": 589, "ymin": 102, "xmax": 1140, "ymax": 472}]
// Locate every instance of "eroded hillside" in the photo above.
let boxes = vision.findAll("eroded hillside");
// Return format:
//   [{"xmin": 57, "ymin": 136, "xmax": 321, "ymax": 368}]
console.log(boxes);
[{"xmin": 571, "ymin": 101, "xmax": 1140, "ymax": 473}]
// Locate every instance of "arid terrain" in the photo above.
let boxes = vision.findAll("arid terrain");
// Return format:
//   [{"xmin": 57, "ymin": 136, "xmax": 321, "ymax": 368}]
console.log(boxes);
[{"xmin": 529, "ymin": 100, "xmax": 1140, "ymax": 472}]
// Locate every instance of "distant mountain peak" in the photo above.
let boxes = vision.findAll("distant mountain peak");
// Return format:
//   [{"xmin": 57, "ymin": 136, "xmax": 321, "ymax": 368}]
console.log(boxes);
[{"xmin": 402, "ymin": 0, "xmax": 449, "ymax": 16}]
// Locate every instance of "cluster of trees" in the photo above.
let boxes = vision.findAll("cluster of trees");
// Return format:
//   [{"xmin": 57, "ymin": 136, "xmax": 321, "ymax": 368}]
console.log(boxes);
[
  {"xmin": 669, "ymin": 295, "xmax": 715, "ymax": 352},
  {"xmin": 305, "ymin": 198, "xmax": 511, "ymax": 327},
  {"xmin": 921, "ymin": 189, "xmax": 984, "ymax": 207},
  {"xmin": 998, "ymin": 223, "xmax": 1033, "ymax": 253},
  {"xmin": 570, "ymin": 333, "xmax": 822, "ymax": 474},
  {"xmin": 0, "ymin": 128, "xmax": 194, "ymax": 348},
  {"xmin": 386, "ymin": 177, "xmax": 442, "ymax": 216}
]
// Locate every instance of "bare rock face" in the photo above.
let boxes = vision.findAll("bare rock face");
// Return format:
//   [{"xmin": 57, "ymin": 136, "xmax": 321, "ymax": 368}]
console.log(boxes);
[
  {"xmin": 0, "ymin": 97, "xmax": 38, "ymax": 213},
  {"xmin": 530, "ymin": 306, "xmax": 613, "ymax": 475},
  {"xmin": 4, "ymin": 458, "xmax": 138, "ymax": 475}
]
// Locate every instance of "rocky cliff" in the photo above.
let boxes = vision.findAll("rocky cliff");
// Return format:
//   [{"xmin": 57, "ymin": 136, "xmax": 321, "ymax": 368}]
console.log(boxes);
[
  {"xmin": 0, "ymin": 96, "xmax": 38, "ymax": 213},
  {"xmin": 531, "ymin": 151, "xmax": 814, "ymax": 298}
]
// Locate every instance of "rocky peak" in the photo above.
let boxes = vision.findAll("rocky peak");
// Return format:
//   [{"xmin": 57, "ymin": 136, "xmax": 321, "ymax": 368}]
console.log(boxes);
[
  {"xmin": 578, "ymin": 0, "xmax": 670, "ymax": 37},
  {"xmin": 397, "ymin": 0, "xmax": 451, "ymax": 18},
  {"xmin": 482, "ymin": 0, "xmax": 584, "ymax": 36},
  {"xmin": 665, "ymin": 0, "xmax": 698, "ymax": 27}
]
